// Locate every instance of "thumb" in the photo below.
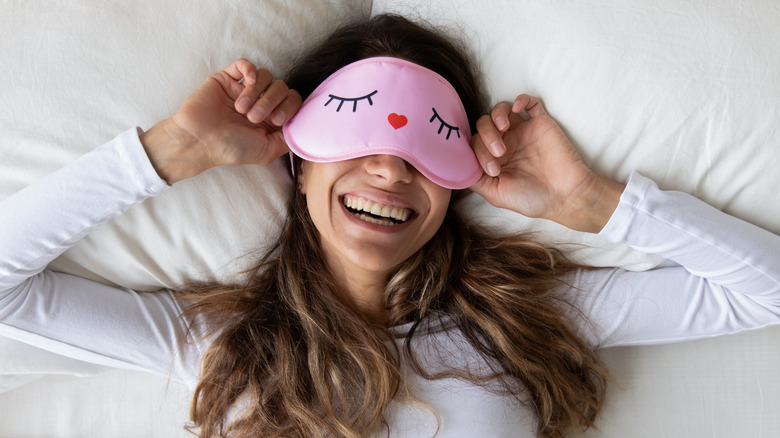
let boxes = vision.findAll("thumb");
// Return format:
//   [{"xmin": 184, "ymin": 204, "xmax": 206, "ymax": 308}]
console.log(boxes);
[
  {"xmin": 262, "ymin": 130, "xmax": 291, "ymax": 164},
  {"xmin": 513, "ymin": 94, "xmax": 547, "ymax": 119},
  {"xmin": 468, "ymin": 172, "xmax": 498, "ymax": 202}
]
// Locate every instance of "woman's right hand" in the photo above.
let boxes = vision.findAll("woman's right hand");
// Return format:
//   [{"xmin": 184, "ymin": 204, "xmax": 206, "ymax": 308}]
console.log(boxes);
[{"xmin": 141, "ymin": 58, "xmax": 302, "ymax": 184}]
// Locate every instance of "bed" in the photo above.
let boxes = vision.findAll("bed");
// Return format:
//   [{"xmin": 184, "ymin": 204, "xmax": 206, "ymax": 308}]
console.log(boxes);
[{"xmin": 1, "ymin": 0, "xmax": 778, "ymax": 436}]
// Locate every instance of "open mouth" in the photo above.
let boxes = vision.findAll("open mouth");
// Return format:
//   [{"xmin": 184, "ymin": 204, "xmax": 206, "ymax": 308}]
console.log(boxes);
[{"xmin": 342, "ymin": 194, "xmax": 414, "ymax": 226}]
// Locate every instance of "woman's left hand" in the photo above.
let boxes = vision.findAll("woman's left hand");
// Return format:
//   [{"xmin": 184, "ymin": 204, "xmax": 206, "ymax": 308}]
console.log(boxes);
[{"xmin": 469, "ymin": 95, "xmax": 624, "ymax": 233}]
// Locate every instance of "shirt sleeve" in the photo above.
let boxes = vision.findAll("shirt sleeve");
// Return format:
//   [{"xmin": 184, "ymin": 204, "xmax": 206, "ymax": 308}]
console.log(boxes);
[
  {"xmin": 0, "ymin": 128, "xmax": 202, "ymax": 387},
  {"xmin": 565, "ymin": 172, "xmax": 780, "ymax": 348}
]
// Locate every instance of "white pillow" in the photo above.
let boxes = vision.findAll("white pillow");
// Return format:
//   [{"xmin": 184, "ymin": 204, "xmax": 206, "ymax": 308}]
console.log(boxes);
[
  {"xmin": 0, "ymin": 0, "xmax": 369, "ymax": 290},
  {"xmin": 374, "ymin": 0, "xmax": 780, "ymax": 270},
  {"xmin": 13, "ymin": 0, "xmax": 779, "ymax": 291},
  {"xmin": 4, "ymin": 1, "xmax": 779, "ymax": 290}
]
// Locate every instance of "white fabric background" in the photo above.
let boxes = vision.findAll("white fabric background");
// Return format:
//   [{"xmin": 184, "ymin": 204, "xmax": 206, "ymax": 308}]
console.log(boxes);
[{"xmin": 1, "ymin": 0, "xmax": 779, "ymax": 436}]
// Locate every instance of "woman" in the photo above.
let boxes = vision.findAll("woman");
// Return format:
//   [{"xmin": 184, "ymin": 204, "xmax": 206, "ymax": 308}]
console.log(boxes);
[{"xmin": 1, "ymin": 14, "xmax": 778, "ymax": 438}]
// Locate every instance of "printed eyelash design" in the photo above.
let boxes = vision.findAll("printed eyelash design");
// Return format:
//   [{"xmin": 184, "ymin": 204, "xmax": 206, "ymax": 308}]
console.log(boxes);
[
  {"xmin": 429, "ymin": 108, "xmax": 461, "ymax": 140},
  {"xmin": 324, "ymin": 90, "xmax": 378, "ymax": 112}
]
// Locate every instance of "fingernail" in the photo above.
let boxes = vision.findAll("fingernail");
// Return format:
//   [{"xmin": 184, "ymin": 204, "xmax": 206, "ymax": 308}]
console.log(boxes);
[
  {"xmin": 486, "ymin": 161, "xmax": 500, "ymax": 177},
  {"xmin": 271, "ymin": 111, "xmax": 286, "ymax": 126},
  {"xmin": 489, "ymin": 141, "xmax": 505, "ymax": 157},
  {"xmin": 249, "ymin": 107, "xmax": 265, "ymax": 122},
  {"xmin": 237, "ymin": 97, "xmax": 251, "ymax": 112},
  {"xmin": 496, "ymin": 116, "xmax": 509, "ymax": 131}
]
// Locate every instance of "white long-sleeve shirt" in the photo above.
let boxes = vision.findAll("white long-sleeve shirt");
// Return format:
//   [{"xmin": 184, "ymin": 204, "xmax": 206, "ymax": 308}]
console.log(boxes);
[{"xmin": 1, "ymin": 129, "xmax": 779, "ymax": 437}]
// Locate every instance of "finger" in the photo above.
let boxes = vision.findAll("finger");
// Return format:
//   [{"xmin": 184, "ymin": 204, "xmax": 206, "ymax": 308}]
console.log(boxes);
[
  {"xmin": 269, "ymin": 130, "xmax": 291, "ymax": 156},
  {"xmin": 246, "ymin": 79, "xmax": 290, "ymax": 124},
  {"xmin": 235, "ymin": 68, "xmax": 274, "ymax": 116},
  {"xmin": 512, "ymin": 94, "xmax": 546, "ymax": 119},
  {"xmin": 249, "ymin": 130, "xmax": 291, "ymax": 165},
  {"xmin": 491, "ymin": 101, "xmax": 514, "ymax": 133},
  {"xmin": 473, "ymin": 115, "xmax": 502, "ymax": 177},
  {"xmin": 475, "ymin": 113, "xmax": 506, "ymax": 159},
  {"xmin": 243, "ymin": 129, "xmax": 291, "ymax": 166},
  {"xmin": 220, "ymin": 59, "xmax": 261, "ymax": 104},
  {"xmin": 269, "ymin": 88, "xmax": 303, "ymax": 126},
  {"xmin": 468, "ymin": 172, "xmax": 496, "ymax": 201},
  {"xmin": 223, "ymin": 58, "xmax": 257, "ymax": 83},
  {"xmin": 468, "ymin": 172, "xmax": 487, "ymax": 194}
]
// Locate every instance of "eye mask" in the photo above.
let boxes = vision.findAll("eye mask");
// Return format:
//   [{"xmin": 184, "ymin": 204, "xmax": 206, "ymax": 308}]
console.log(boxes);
[{"xmin": 282, "ymin": 56, "xmax": 482, "ymax": 189}]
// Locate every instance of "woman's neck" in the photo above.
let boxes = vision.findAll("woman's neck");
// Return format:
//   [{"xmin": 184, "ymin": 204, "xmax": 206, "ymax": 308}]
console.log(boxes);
[{"xmin": 325, "ymin": 257, "xmax": 389, "ymax": 325}]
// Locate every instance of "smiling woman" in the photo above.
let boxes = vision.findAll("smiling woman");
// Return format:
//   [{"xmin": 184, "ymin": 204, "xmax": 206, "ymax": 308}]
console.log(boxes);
[
  {"xmin": 299, "ymin": 154, "xmax": 452, "ymax": 322},
  {"xmin": 1, "ymin": 11, "xmax": 780, "ymax": 438}
]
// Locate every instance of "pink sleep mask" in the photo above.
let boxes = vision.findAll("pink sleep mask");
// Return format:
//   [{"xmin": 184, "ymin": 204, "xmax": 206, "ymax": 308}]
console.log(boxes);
[{"xmin": 282, "ymin": 57, "xmax": 482, "ymax": 189}]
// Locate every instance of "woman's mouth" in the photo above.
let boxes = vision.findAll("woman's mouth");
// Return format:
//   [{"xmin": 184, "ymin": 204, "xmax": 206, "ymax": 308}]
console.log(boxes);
[{"xmin": 342, "ymin": 194, "xmax": 414, "ymax": 226}]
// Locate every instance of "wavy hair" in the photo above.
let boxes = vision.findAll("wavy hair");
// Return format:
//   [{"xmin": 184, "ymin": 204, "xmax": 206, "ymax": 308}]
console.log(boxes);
[{"xmin": 180, "ymin": 14, "xmax": 608, "ymax": 438}]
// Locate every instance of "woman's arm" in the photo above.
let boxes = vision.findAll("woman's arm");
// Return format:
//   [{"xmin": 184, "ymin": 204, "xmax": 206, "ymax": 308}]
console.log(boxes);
[
  {"xmin": 0, "ymin": 129, "xmax": 199, "ymax": 381},
  {"xmin": 569, "ymin": 172, "xmax": 780, "ymax": 347},
  {"xmin": 0, "ymin": 59, "xmax": 300, "ymax": 382},
  {"xmin": 469, "ymin": 95, "xmax": 780, "ymax": 347}
]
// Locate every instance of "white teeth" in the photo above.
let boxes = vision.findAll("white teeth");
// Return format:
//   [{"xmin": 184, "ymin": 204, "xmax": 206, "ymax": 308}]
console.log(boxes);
[
  {"xmin": 343, "ymin": 195, "xmax": 413, "ymax": 224},
  {"xmin": 358, "ymin": 213, "xmax": 394, "ymax": 226}
]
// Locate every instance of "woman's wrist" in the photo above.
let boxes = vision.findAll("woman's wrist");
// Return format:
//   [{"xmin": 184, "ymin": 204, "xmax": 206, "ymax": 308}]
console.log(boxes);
[
  {"xmin": 139, "ymin": 118, "xmax": 211, "ymax": 184},
  {"xmin": 548, "ymin": 172, "xmax": 625, "ymax": 233}
]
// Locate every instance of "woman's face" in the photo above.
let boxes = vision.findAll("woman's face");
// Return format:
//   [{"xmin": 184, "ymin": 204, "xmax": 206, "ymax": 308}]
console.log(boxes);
[{"xmin": 299, "ymin": 154, "xmax": 451, "ymax": 280}]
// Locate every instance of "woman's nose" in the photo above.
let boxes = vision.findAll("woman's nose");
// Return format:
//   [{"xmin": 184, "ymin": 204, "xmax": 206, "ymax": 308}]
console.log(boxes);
[{"xmin": 363, "ymin": 154, "xmax": 413, "ymax": 184}]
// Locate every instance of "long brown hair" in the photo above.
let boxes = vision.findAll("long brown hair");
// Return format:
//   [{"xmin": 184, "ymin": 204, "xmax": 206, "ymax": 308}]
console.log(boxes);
[{"xmin": 181, "ymin": 14, "xmax": 608, "ymax": 438}]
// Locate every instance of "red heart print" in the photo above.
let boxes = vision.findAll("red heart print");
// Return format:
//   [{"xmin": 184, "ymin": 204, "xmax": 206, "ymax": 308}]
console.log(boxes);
[{"xmin": 388, "ymin": 113, "xmax": 408, "ymax": 129}]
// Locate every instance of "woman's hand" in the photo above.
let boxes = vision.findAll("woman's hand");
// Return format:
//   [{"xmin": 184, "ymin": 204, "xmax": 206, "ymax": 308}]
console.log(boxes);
[
  {"xmin": 141, "ymin": 59, "xmax": 302, "ymax": 184},
  {"xmin": 469, "ymin": 95, "xmax": 624, "ymax": 233}
]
